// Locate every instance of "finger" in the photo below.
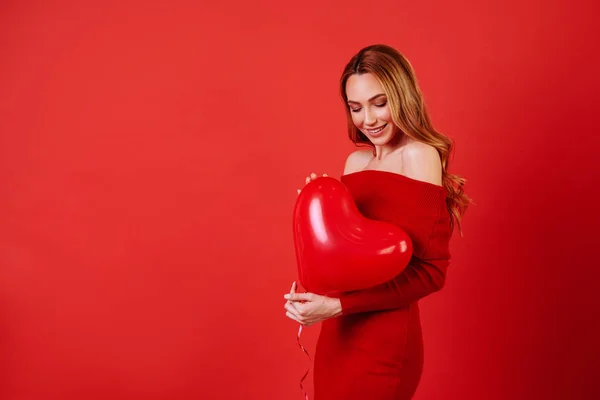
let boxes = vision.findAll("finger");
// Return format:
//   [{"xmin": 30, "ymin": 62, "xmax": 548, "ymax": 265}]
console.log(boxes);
[
  {"xmin": 297, "ymin": 188, "xmax": 301, "ymax": 195},
  {"xmin": 287, "ymin": 299, "xmax": 300, "ymax": 312},
  {"xmin": 310, "ymin": 173, "xmax": 317, "ymax": 180},
  {"xmin": 295, "ymin": 303, "xmax": 308, "ymax": 317},
  {"xmin": 286, "ymin": 311, "xmax": 304, "ymax": 325},
  {"xmin": 305, "ymin": 176, "xmax": 310, "ymax": 184},
  {"xmin": 286, "ymin": 283, "xmax": 301, "ymax": 311},
  {"xmin": 323, "ymin": 173, "xmax": 327, "ymax": 177},
  {"xmin": 284, "ymin": 293, "xmax": 314, "ymax": 302},
  {"xmin": 285, "ymin": 302, "xmax": 302, "ymax": 317},
  {"xmin": 288, "ymin": 281, "xmax": 298, "ymax": 311},
  {"xmin": 288, "ymin": 283, "xmax": 298, "ymax": 308}
]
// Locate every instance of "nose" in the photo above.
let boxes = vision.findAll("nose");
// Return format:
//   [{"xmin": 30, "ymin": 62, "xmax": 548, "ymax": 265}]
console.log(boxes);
[{"xmin": 364, "ymin": 108, "xmax": 377, "ymax": 126}]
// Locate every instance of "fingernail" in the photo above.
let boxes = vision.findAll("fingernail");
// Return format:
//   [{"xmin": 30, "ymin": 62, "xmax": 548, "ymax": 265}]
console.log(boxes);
[{"xmin": 284, "ymin": 294, "xmax": 290, "ymax": 299}]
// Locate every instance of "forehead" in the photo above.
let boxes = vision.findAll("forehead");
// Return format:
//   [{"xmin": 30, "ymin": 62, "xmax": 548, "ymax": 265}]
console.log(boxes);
[{"xmin": 345, "ymin": 73, "xmax": 385, "ymax": 100}]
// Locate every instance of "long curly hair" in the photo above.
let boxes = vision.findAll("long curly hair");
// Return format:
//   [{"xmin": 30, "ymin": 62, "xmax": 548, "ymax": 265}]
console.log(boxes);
[{"xmin": 340, "ymin": 44, "xmax": 471, "ymax": 235}]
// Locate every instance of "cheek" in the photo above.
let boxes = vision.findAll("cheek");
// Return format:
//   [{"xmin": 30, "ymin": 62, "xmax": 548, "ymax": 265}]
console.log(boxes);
[
  {"xmin": 377, "ymin": 107, "xmax": 392, "ymax": 122},
  {"xmin": 350, "ymin": 112, "xmax": 363, "ymax": 127}
]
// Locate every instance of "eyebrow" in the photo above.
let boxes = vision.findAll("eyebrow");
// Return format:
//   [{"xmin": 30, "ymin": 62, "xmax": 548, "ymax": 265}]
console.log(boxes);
[{"xmin": 347, "ymin": 93, "xmax": 386, "ymax": 105}]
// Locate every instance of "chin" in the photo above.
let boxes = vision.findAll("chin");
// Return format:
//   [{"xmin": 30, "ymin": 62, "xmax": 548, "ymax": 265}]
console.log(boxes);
[{"xmin": 367, "ymin": 134, "xmax": 394, "ymax": 145}]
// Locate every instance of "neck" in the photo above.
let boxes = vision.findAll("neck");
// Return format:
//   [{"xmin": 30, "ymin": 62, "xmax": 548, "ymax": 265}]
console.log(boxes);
[{"xmin": 373, "ymin": 133, "xmax": 410, "ymax": 160}]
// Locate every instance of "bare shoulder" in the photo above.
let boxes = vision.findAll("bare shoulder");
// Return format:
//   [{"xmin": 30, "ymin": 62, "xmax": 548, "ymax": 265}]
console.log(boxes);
[
  {"xmin": 343, "ymin": 149, "xmax": 372, "ymax": 174},
  {"xmin": 401, "ymin": 141, "xmax": 443, "ymax": 186}
]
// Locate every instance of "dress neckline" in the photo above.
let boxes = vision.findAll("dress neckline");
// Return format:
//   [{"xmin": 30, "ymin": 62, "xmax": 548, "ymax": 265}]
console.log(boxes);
[{"xmin": 341, "ymin": 169, "xmax": 446, "ymax": 193}]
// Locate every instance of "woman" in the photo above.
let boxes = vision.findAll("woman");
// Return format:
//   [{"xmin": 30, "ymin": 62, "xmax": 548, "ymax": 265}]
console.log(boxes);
[{"xmin": 284, "ymin": 44, "xmax": 470, "ymax": 399}]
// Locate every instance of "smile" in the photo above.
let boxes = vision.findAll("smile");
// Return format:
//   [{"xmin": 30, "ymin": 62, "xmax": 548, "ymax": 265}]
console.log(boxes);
[{"xmin": 366, "ymin": 124, "xmax": 387, "ymax": 134}]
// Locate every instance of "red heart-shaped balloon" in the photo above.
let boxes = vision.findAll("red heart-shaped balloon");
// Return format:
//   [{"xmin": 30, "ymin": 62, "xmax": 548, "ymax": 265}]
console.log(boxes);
[{"xmin": 292, "ymin": 176, "xmax": 413, "ymax": 295}]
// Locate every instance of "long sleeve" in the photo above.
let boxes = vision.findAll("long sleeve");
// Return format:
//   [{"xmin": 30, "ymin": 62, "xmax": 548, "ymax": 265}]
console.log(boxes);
[
  {"xmin": 335, "ymin": 170, "xmax": 453, "ymax": 316},
  {"xmin": 337, "ymin": 257, "xmax": 448, "ymax": 315},
  {"xmin": 336, "ymin": 193, "xmax": 453, "ymax": 315}
]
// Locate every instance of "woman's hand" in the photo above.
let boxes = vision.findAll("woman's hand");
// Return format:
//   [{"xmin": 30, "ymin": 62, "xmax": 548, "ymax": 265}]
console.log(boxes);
[
  {"xmin": 284, "ymin": 282, "xmax": 343, "ymax": 326},
  {"xmin": 287, "ymin": 172, "xmax": 335, "ymax": 326},
  {"xmin": 297, "ymin": 172, "xmax": 327, "ymax": 195}
]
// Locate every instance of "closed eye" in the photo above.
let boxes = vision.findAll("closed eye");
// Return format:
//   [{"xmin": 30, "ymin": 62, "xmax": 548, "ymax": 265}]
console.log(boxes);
[{"xmin": 350, "ymin": 102, "xmax": 386, "ymax": 113}]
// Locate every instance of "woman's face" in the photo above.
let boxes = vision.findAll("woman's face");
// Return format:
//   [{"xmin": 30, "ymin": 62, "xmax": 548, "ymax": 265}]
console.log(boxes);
[{"xmin": 345, "ymin": 73, "xmax": 399, "ymax": 145}]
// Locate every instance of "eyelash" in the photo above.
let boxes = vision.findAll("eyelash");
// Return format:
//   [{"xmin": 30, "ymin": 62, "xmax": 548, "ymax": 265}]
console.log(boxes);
[{"xmin": 350, "ymin": 102, "xmax": 387, "ymax": 113}]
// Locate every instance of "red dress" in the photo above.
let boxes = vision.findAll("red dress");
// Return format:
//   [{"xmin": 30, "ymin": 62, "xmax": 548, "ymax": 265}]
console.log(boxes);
[{"xmin": 313, "ymin": 170, "xmax": 453, "ymax": 400}]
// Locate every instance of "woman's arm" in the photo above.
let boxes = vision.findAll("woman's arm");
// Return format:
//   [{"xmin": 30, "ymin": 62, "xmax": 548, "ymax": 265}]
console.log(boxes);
[
  {"xmin": 337, "ymin": 257, "xmax": 448, "ymax": 315},
  {"xmin": 338, "ymin": 142, "xmax": 449, "ymax": 315}
]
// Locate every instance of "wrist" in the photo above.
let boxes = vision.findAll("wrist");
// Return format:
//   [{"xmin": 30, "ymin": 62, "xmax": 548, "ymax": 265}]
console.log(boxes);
[{"xmin": 329, "ymin": 298, "xmax": 343, "ymax": 318}]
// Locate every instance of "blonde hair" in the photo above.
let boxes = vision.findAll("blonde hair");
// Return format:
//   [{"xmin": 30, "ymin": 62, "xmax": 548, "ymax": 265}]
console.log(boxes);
[{"xmin": 340, "ymin": 44, "xmax": 471, "ymax": 235}]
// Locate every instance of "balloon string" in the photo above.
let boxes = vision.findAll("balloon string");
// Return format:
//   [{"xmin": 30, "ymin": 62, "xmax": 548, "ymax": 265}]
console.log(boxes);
[{"xmin": 297, "ymin": 324, "xmax": 312, "ymax": 400}]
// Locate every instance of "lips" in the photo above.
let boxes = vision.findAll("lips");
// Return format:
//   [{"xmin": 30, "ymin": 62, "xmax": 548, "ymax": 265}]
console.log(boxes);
[{"xmin": 366, "ymin": 123, "xmax": 387, "ymax": 134}]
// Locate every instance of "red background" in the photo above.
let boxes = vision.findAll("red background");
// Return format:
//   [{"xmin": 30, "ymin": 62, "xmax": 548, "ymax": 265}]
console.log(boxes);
[{"xmin": 1, "ymin": 1, "xmax": 599, "ymax": 399}]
